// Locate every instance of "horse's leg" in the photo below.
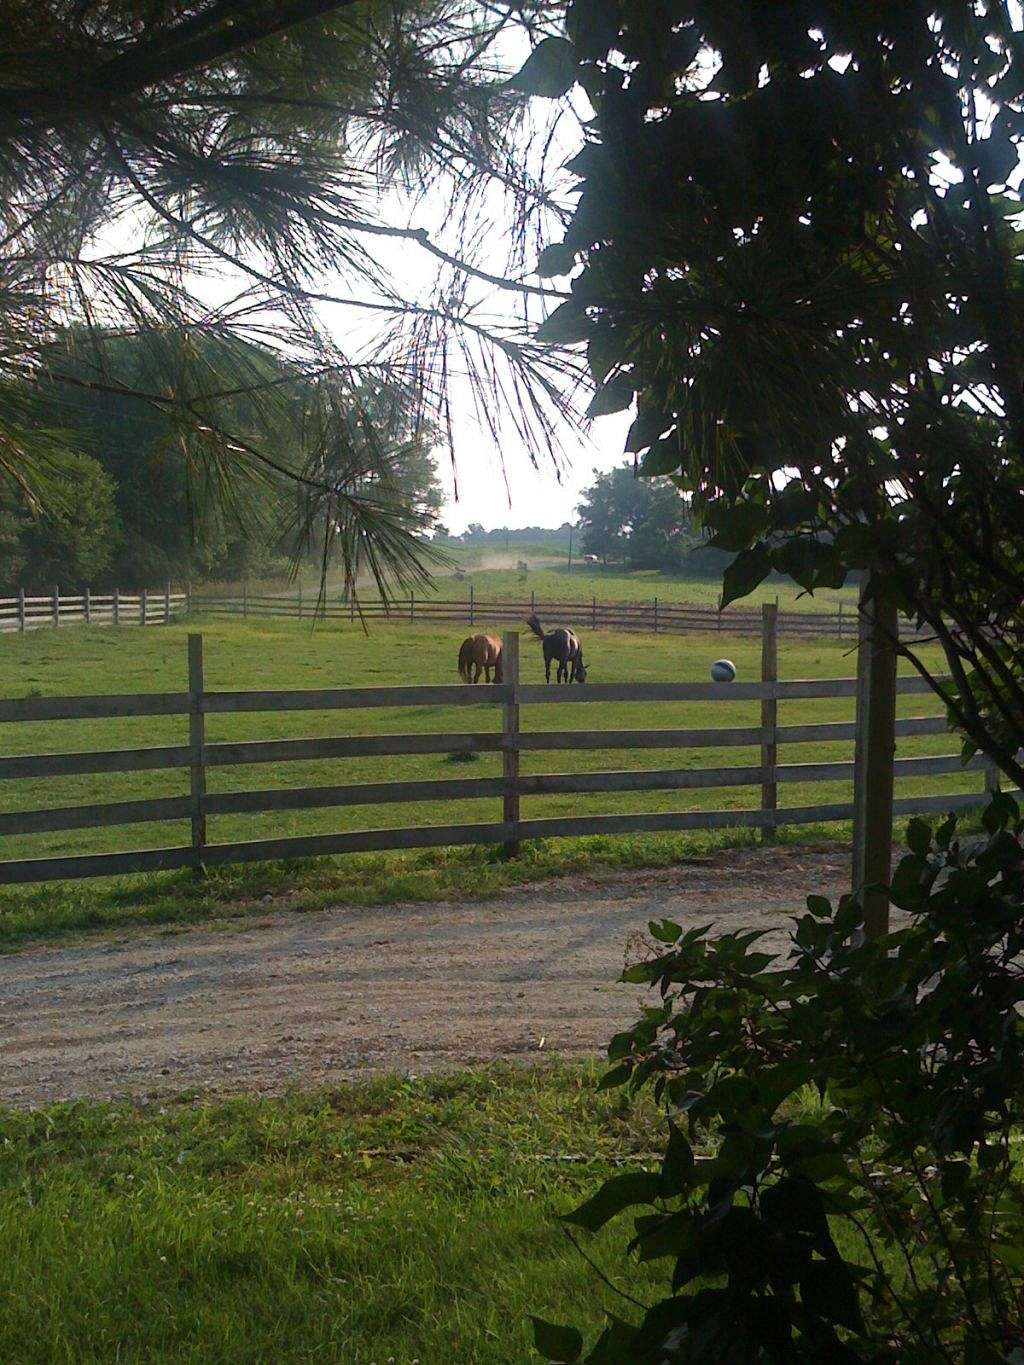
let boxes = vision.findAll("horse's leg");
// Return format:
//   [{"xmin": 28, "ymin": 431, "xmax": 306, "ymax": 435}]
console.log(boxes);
[
  {"xmin": 545, "ymin": 654, "xmax": 551, "ymax": 683},
  {"xmin": 484, "ymin": 664, "xmax": 491, "ymax": 683}
]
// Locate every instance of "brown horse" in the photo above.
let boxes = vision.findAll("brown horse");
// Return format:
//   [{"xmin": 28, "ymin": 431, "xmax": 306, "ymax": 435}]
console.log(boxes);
[{"xmin": 457, "ymin": 634, "xmax": 504, "ymax": 683}]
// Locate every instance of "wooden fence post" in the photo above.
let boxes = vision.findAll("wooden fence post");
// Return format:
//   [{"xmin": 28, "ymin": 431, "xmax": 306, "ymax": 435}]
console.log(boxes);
[
  {"xmin": 837, "ymin": 601, "xmax": 844, "ymax": 640},
  {"xmin": 592, "ymin": 595, "xmax": 597, "ymax": 630},
  {"xmin": 17, "ymin": 587, "xmax": 25, "ymax": 632},
  {"xmin": 469, "ymin": 584, "xmax": 475, "ymax": 627},
  {"xmin": 188, "ymin": 633, "xmax": 207, "ymax": 875},
  {"xmin": 297, "ymin": 582, "xmax": 303, "ymax": 620},
  {"xmin": 410, "ymin": 593, "xmax": 415, "ymax": 624},
  {"xmin": 164, "ymin": 580, "xmax": 171, "ymax": 624},
  {"xmin": 531, "ymin": 589, "xmax": 535, "ymax": 615},
  {"xmin": 114, "ymin": 586, "xmax": 120, "ymax": 626},
  {"xmin": 653, "ymin": 597, "xmax": 659, "ymax": 634},
  {"xmin": 502, "ymin": 630, "xmax": 520, "ymax": 859},
  {"xmin": 761, "ymin": 603, "xmax": 778, "ymax": 843},
  {"xmin": 52, "ymin": 585, "xmax": 59, "ymax": 628},
  {"xmin": 852, "ymin": 577, "xmax": 898, "ymax": 939},
  {"xmin": 84, "ymin": 585, "xmax": 91, "ymax": 625},
  {"xmin": 185, "ymin": 581, "xmax": 192, "ymax": 616},
  {"xmin": 243, "ymin": 580, "xmax": 248, "ymax": 619},
  {"xmin": 140, "ymin": 587, "xmax": 147, "ymax": 626}
]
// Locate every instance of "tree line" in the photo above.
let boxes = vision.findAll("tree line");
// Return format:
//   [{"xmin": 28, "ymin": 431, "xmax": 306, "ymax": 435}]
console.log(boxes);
[{"xmin": 0, "ymin": 331, "xmax": 444, "ymax": 592}]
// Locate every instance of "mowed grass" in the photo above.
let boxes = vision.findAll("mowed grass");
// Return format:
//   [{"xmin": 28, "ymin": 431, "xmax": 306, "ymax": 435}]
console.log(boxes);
[
  {"xmin": 0, "ymin": 1064, "xmax": 669, "ymax": 1364},
  {"xmin": 0, "ymin": 615, "xmax": 976, "ymax": 946},
  {"xmin": 412, "ymin": 561, "xmax": 862, "ymax": 614}
]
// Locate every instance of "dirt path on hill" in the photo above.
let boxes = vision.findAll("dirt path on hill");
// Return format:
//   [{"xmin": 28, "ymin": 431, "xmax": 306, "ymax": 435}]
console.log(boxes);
[{"xmin": 0, "ymin": 844, "xmax": 850, "ymax": 1106}]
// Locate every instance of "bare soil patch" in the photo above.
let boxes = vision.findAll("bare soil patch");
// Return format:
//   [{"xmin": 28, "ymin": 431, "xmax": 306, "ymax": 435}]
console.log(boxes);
[{"xmin": 0, "ymin": 844, "xmax": 849, "ymax": 1106}]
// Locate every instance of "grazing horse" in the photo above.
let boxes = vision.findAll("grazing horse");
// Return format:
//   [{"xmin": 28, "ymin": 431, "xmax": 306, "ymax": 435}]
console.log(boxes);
[
  {"xmin": 457, "ymin": 634, "xmax": 504, "ymax": 684},
  {"xmin": 525, "ymin": 614, "xmax": 587, "ymax": 684}
]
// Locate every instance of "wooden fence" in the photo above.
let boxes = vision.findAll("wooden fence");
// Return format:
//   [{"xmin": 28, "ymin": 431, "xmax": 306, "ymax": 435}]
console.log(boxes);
[
  {"xmin": 192, "ymin": 585, "xmax": 859, "ymax": 637},
  {"xmin": 0, "ymin": 612, "xmax": 997, "ymax": 887},
  {"xmin": 0, "ymin": 584, "xmax": 187, "ymax": 633},
  {"xmin": 0, "ymin": 581, "xmax": 929, "ymax": 642}
]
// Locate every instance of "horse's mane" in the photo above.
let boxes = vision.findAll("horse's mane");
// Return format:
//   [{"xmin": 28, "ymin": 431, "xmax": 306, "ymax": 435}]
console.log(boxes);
[{"xmin": 525, "ymin": 613, "xmax": 545, "ymax": 641}]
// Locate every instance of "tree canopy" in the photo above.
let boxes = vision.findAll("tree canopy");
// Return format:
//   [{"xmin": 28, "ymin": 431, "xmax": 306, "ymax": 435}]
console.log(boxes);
[
  {"xmin": 1, "ymin": 0, "xmax": 576, "ymax": 596},
  {"xmin": 528, "ymin": 0, "xmax": 1024, "ymax": 784},
  {"xmin": 576, "ymin": 462, "xmax": 724, "ymax": 572}
]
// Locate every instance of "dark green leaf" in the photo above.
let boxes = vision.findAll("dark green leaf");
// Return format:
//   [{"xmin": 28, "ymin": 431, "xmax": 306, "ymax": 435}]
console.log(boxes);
[
  {"xmin": 586, "ymin": 375, "xmax": 634, "ymax": 418},
  {"xmin": 535, "ymin": 301, "xmax": 589, "ymax": 344},
  {"xmin": 905, "ymin": 817, "xmax": 932, "ymax": 857},
  {"xmin": 720, "ymin": 543, "xmax": 772, "ymax": 607},
  {"xmin": 562, "ymin": 1171, "xmax": 662, "ymax": 1231},
  {"xmin": 530, "ymin": 1317, "xmax": 583, "ymax": 1362},
  {"xmin": 537, "ymin": 243, "xmax": 576, "ymax": 278},
  {"xmin": 661, "ymin": 1123, "xmax": 695, "ymax": 1196},
  {"xmin": 800, "ymin": 1258, "xmax": 865, "ymax": 1334},
  {"xmin": 509, "ymin": 38, "xmax": 578, "ymax": 99}
]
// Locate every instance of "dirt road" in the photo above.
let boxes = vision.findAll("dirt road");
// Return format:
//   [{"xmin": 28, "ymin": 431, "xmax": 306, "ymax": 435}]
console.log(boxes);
[{"xmin": 0, "ymin": 845, "xmax": 849, "ymax": 1106}]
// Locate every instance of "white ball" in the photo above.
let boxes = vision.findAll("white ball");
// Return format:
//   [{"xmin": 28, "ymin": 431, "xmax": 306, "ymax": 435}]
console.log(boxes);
[{"xmin": 710, "ymin": 658, "xmax": 737, "ymax": 683}]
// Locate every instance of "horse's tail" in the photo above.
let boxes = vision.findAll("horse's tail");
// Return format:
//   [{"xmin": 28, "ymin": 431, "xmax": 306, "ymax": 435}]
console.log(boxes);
[
  {"xmin": 458, "ymin": 638, "xmax": 473, "ymax": 682},
  {"xmin": 525, "ymin": 613, "xmax": 545, "ymax": 641}
]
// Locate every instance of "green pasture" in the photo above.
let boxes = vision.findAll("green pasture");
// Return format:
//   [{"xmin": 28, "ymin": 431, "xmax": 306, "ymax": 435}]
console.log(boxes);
[
  {"xmin": 0, "ymin": 1065, "xmax": 663, "ymax": 1363},
  {"xmin": 0, "ymin": 616, "xmax": 976, "ymax": 945},
  {"xmin": 416, "ymin": 561, "xmax": 862, "ymax": 614},
  {"xmin": 0, "ymin": 1064, "xmax": 915, "ymax": 1364}
]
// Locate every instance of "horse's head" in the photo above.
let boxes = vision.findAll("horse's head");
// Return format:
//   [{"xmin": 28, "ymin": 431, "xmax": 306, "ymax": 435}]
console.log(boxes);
[{"xmin": 572, "ymin": 655, "xmax": 587, "ymax": 683}]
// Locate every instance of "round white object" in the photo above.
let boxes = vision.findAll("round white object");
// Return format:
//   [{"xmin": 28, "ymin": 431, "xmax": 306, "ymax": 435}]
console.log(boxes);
[{"xmin": 710, "ymin": 658, "xmax": 737, "ymax": 683}]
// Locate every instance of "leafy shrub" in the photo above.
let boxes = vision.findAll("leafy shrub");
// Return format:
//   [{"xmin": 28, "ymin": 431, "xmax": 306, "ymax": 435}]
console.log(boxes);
[{"xmin": 534, "ymin": 798, "xmax": 1024, "ymax": 1363}]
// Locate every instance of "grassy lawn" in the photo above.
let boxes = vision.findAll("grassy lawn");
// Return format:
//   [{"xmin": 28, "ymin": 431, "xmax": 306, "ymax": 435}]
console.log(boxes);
[
  {"xmin": 0, "ymin": 616, "xmax": 976, "ymax": 946},
  {"xmin": 415, "ymin": 561, "xmax": 862, "ymax": 614},
  {"xmin": 0, "ymin": 1064, "xmax": 667, "ymax": 1363}
]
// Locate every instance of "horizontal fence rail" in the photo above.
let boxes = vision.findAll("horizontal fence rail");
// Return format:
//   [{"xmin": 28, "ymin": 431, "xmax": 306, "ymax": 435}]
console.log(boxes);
[
  {"xmin": 0, "ymin": 584, "xmax": 186, "ymax": 633},
  {"xmin": 0, "ymin": 621, "xmax": 1005, "ymax": 887},
  {"xmin": 189, "ymin": 587, "xmax": 933, "ymax": 641}
]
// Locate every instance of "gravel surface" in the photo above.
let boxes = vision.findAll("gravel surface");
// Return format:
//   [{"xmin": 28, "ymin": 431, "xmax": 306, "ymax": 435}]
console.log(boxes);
[{"xmin": 0, "ymin": 844, "xmax": 850, "ymax": 1106}]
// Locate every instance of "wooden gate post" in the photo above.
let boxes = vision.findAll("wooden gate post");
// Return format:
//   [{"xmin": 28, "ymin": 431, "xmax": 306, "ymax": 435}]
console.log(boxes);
[
  {"xmin": 164, "ymin": 580, "xmax": 171, "ymax": 625},
  {"xmin": 52, "ymin": 584, "xmax": 59, "ymax": 628},
  {"xmin": 188, "ymin": 633, "xmax": 207, "ymax": 875},
  {"xmin": 17, "ymin": 588, "xmax": 25, "ymax": 632},
  {"xmin": 502, "ymin": 630, "xmax": 520, "ymax": 859},
  {"xmin": 760, "ymin": 603, "xmax": 778, "ymax": 843},
  {"xmin": 114, "ymin": 586, "xmax": 120, "ymax": 626},
  {"xmin": 852, "ymin": 577, "xmax": 898, "ymax": 938},
  {"xmin": 84, "ymin": 585, "xmax": 91, "ymax": 625},
  {"xmin": 140, "ymin": 587, "xmax": 147, "ymax": 626}
]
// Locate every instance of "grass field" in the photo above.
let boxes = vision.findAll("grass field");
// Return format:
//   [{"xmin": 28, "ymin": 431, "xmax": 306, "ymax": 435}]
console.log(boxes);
[
  {"xmin": 229, "ymin": 547, "xmax": 860, "ymax": 616},
  {"xmin": 418, "ymin": 561, "xmax": 862, "ymax": 614},
  {"xmin": 0, "ymin": 615, "xmax": 977, "ymax": 946},
  {"xmin": 0, "ymin": 1063, "xmax": 895, "ymax": 1364},
  {"xmin": 0, "ymin": 1065, "xmax": 664, "ymax": 1363}
]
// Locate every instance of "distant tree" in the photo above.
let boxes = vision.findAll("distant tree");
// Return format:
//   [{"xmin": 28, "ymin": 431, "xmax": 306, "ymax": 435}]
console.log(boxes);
[
  {"xmin": 5, "ymin": 453, "xmax": 120, "ymax": 590},
  {"xmin": 577, "ymin": 464, "xmax": 704, "ymax": 570}
]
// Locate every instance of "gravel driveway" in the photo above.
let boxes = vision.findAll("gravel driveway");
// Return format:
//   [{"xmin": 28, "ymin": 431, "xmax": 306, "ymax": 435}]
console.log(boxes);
[{"xmin": 0, "ymin": 844, "xmax": 850, "ymax": 1106}]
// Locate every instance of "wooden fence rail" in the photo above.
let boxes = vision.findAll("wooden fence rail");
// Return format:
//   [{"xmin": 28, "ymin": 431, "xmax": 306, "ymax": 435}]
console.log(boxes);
[
  {"xmin": 0, "ymin": 583, "xmax": 186, "ymax": 633},
  {"xmin": 0, "ymin": 626, "xmax": 1002, "ymax": 887},
  {"xmin": 189, "ymin": 588, "xmax": 931, "ymax": 641}
]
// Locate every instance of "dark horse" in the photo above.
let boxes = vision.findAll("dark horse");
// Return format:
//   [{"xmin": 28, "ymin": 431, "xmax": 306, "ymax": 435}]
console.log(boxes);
[{"xmin": 526, "ymin": 613, "xmax": 587, "ymax": 683}]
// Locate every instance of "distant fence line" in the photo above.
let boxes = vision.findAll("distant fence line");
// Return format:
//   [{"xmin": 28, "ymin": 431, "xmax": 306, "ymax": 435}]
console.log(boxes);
[
  {"xmin": 193, "ymin": 586, "xmax": 887, "ymax": 639},
  {"xmin": 1, "ymin": 582, "xmax": 929, "ymax": 643},
  {"xmin": 0, "ymin": 584, "xmax": 186, "ymax": 633}
]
